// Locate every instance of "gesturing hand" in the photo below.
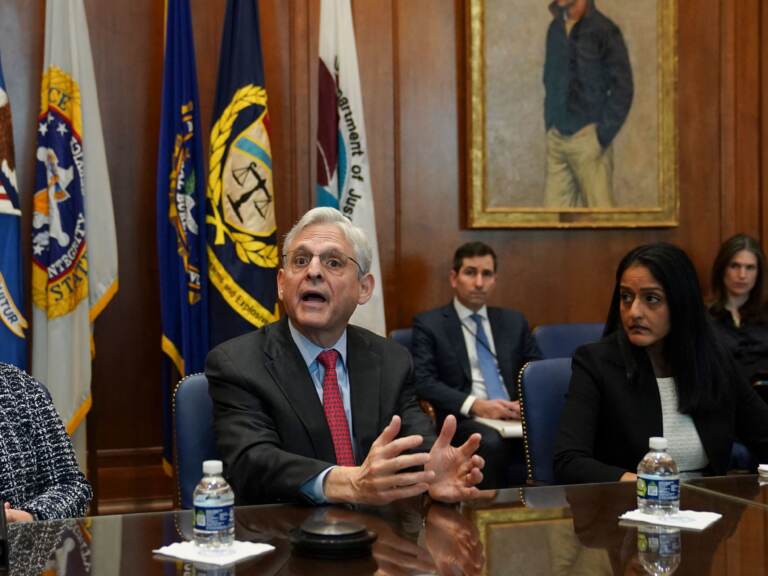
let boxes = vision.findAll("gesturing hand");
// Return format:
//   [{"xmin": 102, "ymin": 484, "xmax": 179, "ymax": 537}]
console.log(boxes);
[
  {"xmin": 426, "ymin": 415, "xmax": 485, "ymax": 503},
  {"xmin": 324, "ymin": 415, "xmax": 435, "ymax": 505}
]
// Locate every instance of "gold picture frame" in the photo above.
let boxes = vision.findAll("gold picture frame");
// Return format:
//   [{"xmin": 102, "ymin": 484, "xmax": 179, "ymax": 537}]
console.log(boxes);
[
  {"xmin": 469, "ymin": 504, "xmax": 585, "ymax": 576},
  {"xmin": 466, "ymin": 0, "xmax": 678, "ymax": 228}
]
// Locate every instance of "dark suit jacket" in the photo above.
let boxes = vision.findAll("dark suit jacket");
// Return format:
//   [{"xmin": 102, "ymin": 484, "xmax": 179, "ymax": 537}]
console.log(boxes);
[
  {"xmin": 206, "ymin": 317, "xmax": 436, "ymax": 504},
  {"xmin": 411, "ymin": 303, "xmax": 541, "ymax": 422},
  {"xmin": 553, "ymin": 331, "xmax": 768, "ymax": 484}
]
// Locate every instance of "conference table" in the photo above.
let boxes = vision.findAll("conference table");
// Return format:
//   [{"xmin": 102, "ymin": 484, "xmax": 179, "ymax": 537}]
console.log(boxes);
[{"xmin": 5, "ymin": 476, "xmax": 768, "ymax": 575}]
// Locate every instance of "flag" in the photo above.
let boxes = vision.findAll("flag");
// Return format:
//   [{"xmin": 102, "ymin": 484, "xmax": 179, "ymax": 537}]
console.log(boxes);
[
  {"xmin": 0, "ymin": 52, "xmax": 28, "ymax": 369},
  {"xmin": 32, "ymin": 0, "xmax": 118, "ymax": 454},
  {"xmin": 207, "ymin": 0, "xmax": 279, "ymax": 347},
  {"xmin": 316, "ymin": 0, "xmax": 386, "ymax": 335},
  {"xmin": 157, "ymin": 0, "xmax": 209, "ymax": 473}
]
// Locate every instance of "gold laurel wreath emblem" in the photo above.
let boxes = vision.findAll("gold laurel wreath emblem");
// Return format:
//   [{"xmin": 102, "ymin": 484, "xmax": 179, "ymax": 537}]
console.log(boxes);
[{"xmin": 206, "ymin": 84, "xmax": 278, "ymax": 269}]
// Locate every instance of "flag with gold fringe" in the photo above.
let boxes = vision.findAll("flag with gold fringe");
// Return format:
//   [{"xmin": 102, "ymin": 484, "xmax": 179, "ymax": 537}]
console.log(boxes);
[
  {"xmin": 0, "ymin": 51, "xmax": 28, "ymax": 369},
  {"xmin": 157, "ymin": 0, "xmax": 209, "ymax": 474},
  {"xmin": 207, "ymin": 0, "xmax": 279, "ymax": 347},
  {"xmin": 32, "ymin": 0, "xmax": 118, "ymax": 461}
]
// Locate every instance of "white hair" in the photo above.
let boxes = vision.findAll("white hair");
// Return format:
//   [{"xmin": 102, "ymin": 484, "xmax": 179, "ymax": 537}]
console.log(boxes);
[{"xmin": 282, "ymin": 207, "xmax": 372, "ymax": 275}]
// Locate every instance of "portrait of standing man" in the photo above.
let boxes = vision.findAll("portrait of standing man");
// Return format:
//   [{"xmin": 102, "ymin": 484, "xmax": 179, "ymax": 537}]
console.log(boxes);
[{"xmin": 543, "ymin": 0, "xmax": 633, "ymax": 208}]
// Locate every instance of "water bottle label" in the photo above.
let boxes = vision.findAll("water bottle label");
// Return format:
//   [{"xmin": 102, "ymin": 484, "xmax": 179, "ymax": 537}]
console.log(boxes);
[
  {"xmin": 194, "ymin": 504, "xmax": 233, "ymax": 532},
  {"xmin": 637, "ymin": 474, "xmax": 679, "ymax": 503},
  {"xmin": 637, "ymin": 530, "xmax": 681, "ymax": 555}
]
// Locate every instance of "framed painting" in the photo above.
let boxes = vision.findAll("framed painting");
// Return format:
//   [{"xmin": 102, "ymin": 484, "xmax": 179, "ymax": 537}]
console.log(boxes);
[
  {"xmin": 466, "ymin": 0, "xmax": 678, "ymax": 228},
  {"xmin": 468, "ymin": 504, "xmax": 612, "ymax": 575}
]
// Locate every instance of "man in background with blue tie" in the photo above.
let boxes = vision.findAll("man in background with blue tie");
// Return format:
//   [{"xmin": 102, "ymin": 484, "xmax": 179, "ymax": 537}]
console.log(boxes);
[{"xmin": 412, "ymin": 242, "xmax": 541, "ymax": 488}]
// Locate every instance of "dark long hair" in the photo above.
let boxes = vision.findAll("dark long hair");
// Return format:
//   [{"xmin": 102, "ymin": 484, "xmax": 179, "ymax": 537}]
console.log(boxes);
[
  {"xmin": 710, "ymin": 233, "xmax": 767, "ymax": 323},
  {"xmin": 605, "ymin": 243, "xmax": 725, "ymax": 413}
]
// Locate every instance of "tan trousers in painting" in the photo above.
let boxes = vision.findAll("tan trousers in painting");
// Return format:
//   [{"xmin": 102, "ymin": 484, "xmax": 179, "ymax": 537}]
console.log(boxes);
[{"xmin": 544, "ymin": 124, "xmax": 615, "ymax": 208}]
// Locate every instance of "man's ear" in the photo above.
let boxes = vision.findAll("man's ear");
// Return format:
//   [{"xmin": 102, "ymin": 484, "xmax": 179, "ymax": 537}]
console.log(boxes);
[
  {"xmin": 357, "ymin": 273, "xmax": 374, "ymax": 305},
  {"xmin": 277, "ymin": 268, "xmax": 285, "ymax": 301},
  {"xmin": 450, "ymin": 269, "xmax": 458, "ymax": 289}
]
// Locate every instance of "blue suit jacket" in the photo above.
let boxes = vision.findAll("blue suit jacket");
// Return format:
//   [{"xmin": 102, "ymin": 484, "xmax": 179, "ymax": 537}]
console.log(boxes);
[{"xmin": 411, "ymin": 304, "xmax": 541, "ymax": 422}]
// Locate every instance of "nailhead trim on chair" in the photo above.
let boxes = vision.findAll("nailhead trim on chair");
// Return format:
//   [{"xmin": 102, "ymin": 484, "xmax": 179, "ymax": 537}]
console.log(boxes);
[{"xmin": 516, "ymin": 362, "xmax": 535, "ymax": 485}]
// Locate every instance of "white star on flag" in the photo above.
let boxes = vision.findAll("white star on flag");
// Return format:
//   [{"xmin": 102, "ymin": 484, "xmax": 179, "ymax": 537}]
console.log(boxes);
[
  {"xmin": 38, "ymin": 122, "xmax": 49, "ymax": 136},
  {"xmin": 57, "ymin": 122, "xmax": 68, "ymax": 136}
]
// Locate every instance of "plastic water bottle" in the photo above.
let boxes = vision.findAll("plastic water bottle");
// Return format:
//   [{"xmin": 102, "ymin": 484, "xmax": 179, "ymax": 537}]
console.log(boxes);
[
  {"xmin": 637, "ymin": 526, "xmax": 681, "ymax": 575},
  {"xmin": 193, "ymin": 460, "xmax": 235, "ymax": 551},
  {"xmin": 637, "ymin": 437, "xmax": 679, "ymax": 515}
]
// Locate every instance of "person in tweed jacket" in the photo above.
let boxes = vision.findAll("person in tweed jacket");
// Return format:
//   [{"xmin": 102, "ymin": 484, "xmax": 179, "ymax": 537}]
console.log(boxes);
[{"xmin": 0, "ymin": 363, "xmax": 92, "ymax": 521}]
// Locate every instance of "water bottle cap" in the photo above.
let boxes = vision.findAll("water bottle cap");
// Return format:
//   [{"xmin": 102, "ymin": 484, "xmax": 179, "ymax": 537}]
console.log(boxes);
[
  {"xmin": 649, "ymin": 437, "xmax": 667, "ymax": 450},
  {"xmin": 203, "ymin": 460, "xmax": 223, "ymax": 475}
]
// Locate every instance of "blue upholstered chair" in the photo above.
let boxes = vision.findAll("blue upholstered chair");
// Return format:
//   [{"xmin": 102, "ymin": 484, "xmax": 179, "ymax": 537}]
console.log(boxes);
[
  {"xmin": 532, "ymin": 323, "xmax": 604, "ymax": 359},
  {"xmin": 517, "ymin": 358, "xmax": 572, "ymax": 484},
  {"xmin": 173, "ymin": 373, "xmax": 220, "ymax": 509},
  {"xmin": 390, "ymin": 327, "xmax": 414, "ymax": 353}
]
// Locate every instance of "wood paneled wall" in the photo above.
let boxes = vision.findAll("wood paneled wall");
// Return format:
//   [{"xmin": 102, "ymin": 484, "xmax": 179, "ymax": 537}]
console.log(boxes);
[{"xmin": 2, "ymin": 0, "xmax": 768, "ymax": 506}]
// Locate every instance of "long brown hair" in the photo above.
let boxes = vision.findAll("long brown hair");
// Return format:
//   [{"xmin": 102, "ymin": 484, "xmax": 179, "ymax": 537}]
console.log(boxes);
[{"xmin": 710, "ymin": 234, "xmax": 768, "ymax": 323}]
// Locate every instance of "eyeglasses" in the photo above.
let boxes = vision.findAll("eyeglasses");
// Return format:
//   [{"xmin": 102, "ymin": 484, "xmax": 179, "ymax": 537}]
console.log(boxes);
[{"xmin": 282, "ymin": 249, "xmax": 362, "ymax": 275}]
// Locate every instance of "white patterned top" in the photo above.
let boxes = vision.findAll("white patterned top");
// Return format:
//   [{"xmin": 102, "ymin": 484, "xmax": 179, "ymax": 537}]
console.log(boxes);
[
  {"xmin": 0, "ymin": 363, "xmax": 92, "ymax": 520},
  {"xmin": 656, "ymin": 377, "xmax": 709, "ymax": 472}
]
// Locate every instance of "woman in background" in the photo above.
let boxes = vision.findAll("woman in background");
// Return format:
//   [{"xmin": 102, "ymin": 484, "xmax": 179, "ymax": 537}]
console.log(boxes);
[
  {"xmin": 0, "ymin": 363, "xmax": 92, "ymax": 521},
  {"xmin": 554, "ymin": 242, "xmax": 768, "ymax": 484},
  {"xmin": 709, "ymin": 233, "xmax": 768, "ymax": 384}
]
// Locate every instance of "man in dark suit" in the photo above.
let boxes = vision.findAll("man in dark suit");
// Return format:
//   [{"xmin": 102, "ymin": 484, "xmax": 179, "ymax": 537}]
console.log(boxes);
[
  {"xmin": 412, "ymin": 242, "xmax": 541, "ymax": 488},
  {"xmin": 207, "ymin": 207, "xmax": 484, "ymax": 505}
]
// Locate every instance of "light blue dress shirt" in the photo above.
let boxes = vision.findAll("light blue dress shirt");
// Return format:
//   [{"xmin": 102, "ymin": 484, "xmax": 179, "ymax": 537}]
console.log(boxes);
[{"xmin": 289, "ymin": 321, "xmax": 355, "ymax": 503}]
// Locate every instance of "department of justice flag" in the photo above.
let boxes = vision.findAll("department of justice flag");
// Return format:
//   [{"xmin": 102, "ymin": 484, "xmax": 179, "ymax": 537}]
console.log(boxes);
[
  {"xmin": 207, "ymin": 0, "xmax": 279, "ymax": 347},
  {"xmin": 157, "ymin": 0, "xmax": 209, "ymax": 474},
  {"xmin": 32, "ymin": 0, "xmax": 118, "ymax": 446},
  {"xmin": 0, "ymin": 52, "xmax": 28, "ymax": 369},
  {"xmin": 316, "ymin": 0, "xmax": 386, "ymax": 335}
]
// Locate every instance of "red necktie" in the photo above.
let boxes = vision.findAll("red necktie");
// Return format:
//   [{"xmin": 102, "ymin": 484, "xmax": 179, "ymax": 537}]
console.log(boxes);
[{"xmin": 317, "ymin": 350, "xmax": 355, "ymax": 466}]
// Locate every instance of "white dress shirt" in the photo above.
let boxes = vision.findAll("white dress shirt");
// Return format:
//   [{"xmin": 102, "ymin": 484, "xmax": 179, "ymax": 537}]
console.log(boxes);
[{"xmin": 453, "ymin": 298, "xmax": 505, "ymax": 415}]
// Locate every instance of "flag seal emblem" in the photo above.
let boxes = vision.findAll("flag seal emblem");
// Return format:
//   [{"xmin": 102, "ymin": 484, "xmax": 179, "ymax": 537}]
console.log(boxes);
[
  {"xmin": 32, "ymin": 67, "xmax": 89, "ymax": 319},
  {"xmin": 169, "ymin": 101, "xmax": 203, "ymax": 306},
  {"xmin": 0, "ymin": 272, "xmax": 27, "ymax": 337},
  {"xmin": 207, "ymin": 84, "xmax": 277, "ymax": 267},
  {"xmin": 206, "ymin": 83, "xmax": 279, "ymax": 329}
]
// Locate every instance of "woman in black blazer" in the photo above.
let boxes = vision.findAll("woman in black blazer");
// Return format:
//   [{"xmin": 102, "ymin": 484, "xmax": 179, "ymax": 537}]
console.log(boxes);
[
  {"xmin": 554, "ymin": 243, "xmax": 768, "ymax": 484},
  {"xmin": 709, "ymin": 233, "xmax": 768, "ymax": 384}
]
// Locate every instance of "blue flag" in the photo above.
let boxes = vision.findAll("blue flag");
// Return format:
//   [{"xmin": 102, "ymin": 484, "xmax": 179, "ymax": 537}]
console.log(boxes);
[
  {"xmin": 0, "ymin": 52, "xmax": 28, "ymax": 369},
  {"xmin": 156, "ymin": 0, "xmax": 208, "ymax": 471},
  {"xmin": 207, "ymin": 0, "xmax": 279, "ymax": 348}
]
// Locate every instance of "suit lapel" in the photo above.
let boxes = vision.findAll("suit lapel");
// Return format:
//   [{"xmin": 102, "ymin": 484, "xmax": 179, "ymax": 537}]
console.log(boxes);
[
  {"xmin": 619, "ymin": 333, "xmax": 664, "ymax": 445},
  {"xmin": 443, "ymin": 304, "xmax": 471, "ymax": 383},
  {"xmin": 263, "ymin": 318, "xmax": 336, "ymax": 463},
  {"xmin": 347, "ymin": 327, "xmax": 381, "ymax": 464}
]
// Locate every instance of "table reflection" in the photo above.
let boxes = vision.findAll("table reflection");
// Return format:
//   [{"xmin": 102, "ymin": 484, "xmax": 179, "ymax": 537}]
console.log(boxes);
[
  {"xmin": 684, "ymin": 474, "xmax": 768, "ymax": 510},
  {"xmin": 4, "ymin": 479, "xmax": 768, "ymax": 575}
]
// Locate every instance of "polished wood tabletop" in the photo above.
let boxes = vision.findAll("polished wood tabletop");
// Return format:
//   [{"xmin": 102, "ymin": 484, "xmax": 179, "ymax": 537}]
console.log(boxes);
[
  {"xmin": 4, "ymin": 479, "xmax": 768, "ymax": 575},
  {"xmin": 684, "ymin": 474, "xmax": 768, "ymax": 510}
]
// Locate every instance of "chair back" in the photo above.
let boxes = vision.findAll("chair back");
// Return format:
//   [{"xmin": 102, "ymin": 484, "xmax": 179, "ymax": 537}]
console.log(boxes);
[
  {"xmin": 173, "ymin": 373, "xmax": 220, "ymax": 509},
  {"xmin": 389, "ymin": 328, "xmax": 414, "ymax": 353},
  {"xmin": 518, "ymin": 358, "xmax": 572, "ymax": 484},
  {"xmin": 533, "ymin": 323, "xmax": 604, "ymax": 359}
]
